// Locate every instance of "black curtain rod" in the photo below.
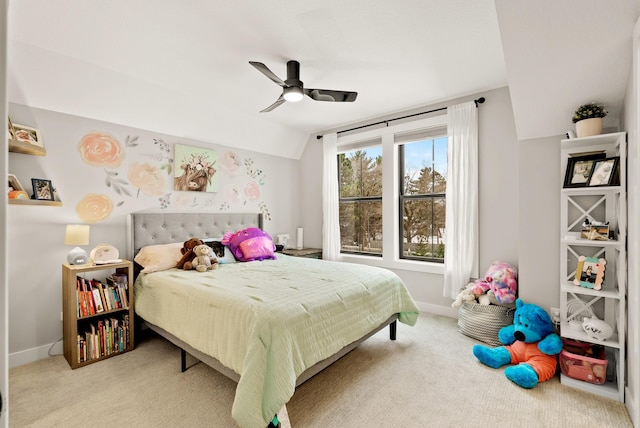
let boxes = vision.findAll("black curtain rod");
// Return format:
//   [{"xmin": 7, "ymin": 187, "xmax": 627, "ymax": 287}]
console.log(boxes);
[{"xmin": 316, "ymin": 96, "xmax": 485, "ymax": 139}]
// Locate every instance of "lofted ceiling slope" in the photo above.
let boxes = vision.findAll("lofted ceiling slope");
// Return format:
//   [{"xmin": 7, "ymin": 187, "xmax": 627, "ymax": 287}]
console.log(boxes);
[{"xmin": 6, "ymin": 1, "xmax": 639, "ymax": 159}]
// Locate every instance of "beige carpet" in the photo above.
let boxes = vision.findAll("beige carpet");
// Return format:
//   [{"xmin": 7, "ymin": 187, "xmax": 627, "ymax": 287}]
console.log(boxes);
[{"xmin": 9, "ymin": 313, "xmax": 632, "ymax": 427}]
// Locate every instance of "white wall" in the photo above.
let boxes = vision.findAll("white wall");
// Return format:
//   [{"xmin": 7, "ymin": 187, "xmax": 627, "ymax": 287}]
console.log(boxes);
[
  {"xmin": 7, "ymin": 104, "xmax": 301, "ymax": 366},
  {"xmin": 300, "ymin": 86, "xmax": 520, "ymax": 314},
  {"xmin": 517, "ymin": 135, "xmax": 561, "ymax": 312},
  {"xmin": 1, "ymin": 0, "xmax": 8, "ymax": 424},
  {"xmin": 623, "ymin": 16, "xmax": 639, "ymax": 425}
]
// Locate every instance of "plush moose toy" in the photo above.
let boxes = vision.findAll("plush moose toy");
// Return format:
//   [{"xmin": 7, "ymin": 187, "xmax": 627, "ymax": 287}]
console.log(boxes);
[{"xmin": 176, "ymin": 238, "xmax": 204, "ymax": 270}]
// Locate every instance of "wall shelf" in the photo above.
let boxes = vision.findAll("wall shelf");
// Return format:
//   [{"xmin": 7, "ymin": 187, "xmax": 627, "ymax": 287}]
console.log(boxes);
[
  {"xmin": 8, "ymin": 138, "xmax": 46, "ymax": 156},
  {"xmin": 8, "ymin": 198, "xmax": 62, "ymax": 207}
]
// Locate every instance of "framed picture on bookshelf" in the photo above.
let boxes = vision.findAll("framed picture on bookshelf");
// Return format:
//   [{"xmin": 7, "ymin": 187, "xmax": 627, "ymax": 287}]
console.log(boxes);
[
  {"xmin": 573, "ymin": 256, "xmax": 606, "ymax": 290},
  {"xmin": 563, "ymin": 153, "xmax": 606, "ymax": 188},
  {"xmin": 31, "ymin": 178, "xmax": 54, "ymax": 201},
  {"xmin": 588, "ymin": 157, "xmax": 619, "ymax": 187}
]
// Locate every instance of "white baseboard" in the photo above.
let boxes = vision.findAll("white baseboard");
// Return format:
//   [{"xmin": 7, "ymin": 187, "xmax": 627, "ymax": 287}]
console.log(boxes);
[
  {"xmin": 9, "ymin": 340, "xmax": 63, "ymax": 369},
  {"xmin": 416, "ymin": 301, "xmax": 458, "ymax": 319},
  {"xmin": 626, "ymin": 386, "xmax": 638, "ymax": 427}
]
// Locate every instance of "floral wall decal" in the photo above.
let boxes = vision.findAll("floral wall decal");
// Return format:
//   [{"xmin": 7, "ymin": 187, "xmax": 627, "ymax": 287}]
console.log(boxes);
[
  {"xmin": 174, "ymin": 144, "xmax": 218, "ymax": 192},
  {"xmin": 220, "ymin": 151, "xmax": 241, "ymax": 177},
  {"xmin": 74, "ymin": 132, "xmax": 273, "ymax": 221},
  {"xmin": 244, "ymin": 181, "xmax": 260, "ymax": 201},
  {"xmin": 129, "ymin": 162, "xmax": 166, "ymax": 196},
  {"xmin": 76, "ymin": 193, "xmax": 114, "ymax": 223},
  {"xmin": 78, "ymin": 132, "xmax": 125, "ymax": 168}
]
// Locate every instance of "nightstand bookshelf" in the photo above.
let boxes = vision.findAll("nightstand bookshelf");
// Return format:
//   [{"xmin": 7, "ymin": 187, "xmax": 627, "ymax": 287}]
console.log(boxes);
[
  {"xmin": 281, "ymin": 248, "xmax": 323, "ymax": 259},
  {"xmin": 62, "ymin": 260, "xmax": 134, "ymax": 369}
]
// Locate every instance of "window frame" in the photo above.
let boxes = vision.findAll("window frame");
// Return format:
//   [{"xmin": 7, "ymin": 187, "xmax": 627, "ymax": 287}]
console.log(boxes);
[
  {"xmin": 398, "ymin": 138, "xmax": 447, "ymax": 263},
  {"xmin": 337, "ymin": 146, "xmax": 383, "ymax": 257},
  {"xmin": 334, "ymin": 115, "xmax": 448, "ymax": 275}
]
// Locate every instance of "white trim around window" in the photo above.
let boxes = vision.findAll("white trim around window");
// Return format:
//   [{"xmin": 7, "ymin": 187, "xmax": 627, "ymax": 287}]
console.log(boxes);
[{"xmin": 335, "ymin": 114, "xmax": 448, "ymax": 274}]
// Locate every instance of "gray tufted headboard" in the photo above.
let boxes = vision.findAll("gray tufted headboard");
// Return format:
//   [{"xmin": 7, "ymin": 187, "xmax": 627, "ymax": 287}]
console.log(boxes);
[{"xmin": 127, "ymin": 212, "xmax": 263, "ymax": 259}]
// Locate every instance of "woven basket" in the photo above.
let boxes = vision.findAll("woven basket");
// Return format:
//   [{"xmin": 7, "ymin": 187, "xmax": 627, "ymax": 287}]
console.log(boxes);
[{"xmin": 457, "ymin": 302, "xmax": 515, "ymax": 347}]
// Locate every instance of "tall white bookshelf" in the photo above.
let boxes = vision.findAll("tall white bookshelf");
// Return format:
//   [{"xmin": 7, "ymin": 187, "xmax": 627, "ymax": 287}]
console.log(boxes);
[{"xmin": 559, "ymin": 132, "xmax": 626, "ymax": 402}]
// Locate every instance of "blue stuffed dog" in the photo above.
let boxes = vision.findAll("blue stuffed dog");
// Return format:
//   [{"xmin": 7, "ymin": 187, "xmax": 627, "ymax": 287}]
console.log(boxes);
[{"xmin": 472, "ymin": 298, "xmax": 563, "ymax": 388}]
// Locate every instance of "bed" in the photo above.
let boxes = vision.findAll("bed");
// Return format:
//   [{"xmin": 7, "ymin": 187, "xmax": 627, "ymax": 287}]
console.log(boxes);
[{"xmin": 128, "ymin": 212, "xmax": 419, "ymax": 428}]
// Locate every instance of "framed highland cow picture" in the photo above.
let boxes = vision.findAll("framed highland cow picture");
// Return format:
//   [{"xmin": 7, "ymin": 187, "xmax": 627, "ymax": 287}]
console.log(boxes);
[{"xmin": 174, "ymin": 144, "xmax": 218, "ymax": 193}]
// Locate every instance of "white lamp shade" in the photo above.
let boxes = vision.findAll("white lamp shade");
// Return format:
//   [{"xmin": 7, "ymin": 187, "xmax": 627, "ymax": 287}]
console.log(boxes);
[
  {"xmin": 64, "ymin": 224, "xmax": 90, "ymax": 246},
  {"xmin": 65, "ymin": 224, "xmax": 90, "ymax": 264}
]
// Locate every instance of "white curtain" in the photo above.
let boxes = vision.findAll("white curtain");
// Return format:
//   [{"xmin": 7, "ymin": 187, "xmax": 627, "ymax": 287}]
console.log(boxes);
[
  {"xmin": 443, "ymin": 101, "xmax": 479, "ymax": 298},
  {"xmin": 322, "ymin": 132, "xmax": 340, "ymax": 260}
]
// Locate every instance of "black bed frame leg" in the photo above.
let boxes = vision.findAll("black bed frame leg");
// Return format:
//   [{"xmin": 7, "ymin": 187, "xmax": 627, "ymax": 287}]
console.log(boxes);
[
  {"xmin": 181, "ymin": 349, "xmax": 187, "ymax": 372},
  {"xmin": 390, "ymin": 320, "xmax": 397, "ymax": 341}
]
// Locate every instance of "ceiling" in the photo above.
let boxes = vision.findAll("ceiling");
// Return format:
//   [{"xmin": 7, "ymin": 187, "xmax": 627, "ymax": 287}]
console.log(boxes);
[{"xmin": 6, "ymin": 1, "xmax": 639, "ymax": 159}]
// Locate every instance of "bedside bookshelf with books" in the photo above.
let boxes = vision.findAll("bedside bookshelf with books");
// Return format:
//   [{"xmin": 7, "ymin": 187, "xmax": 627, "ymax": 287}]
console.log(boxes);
[{"xmin": 62, "ymin": 260, "xmax": 134, "ymax": 369}]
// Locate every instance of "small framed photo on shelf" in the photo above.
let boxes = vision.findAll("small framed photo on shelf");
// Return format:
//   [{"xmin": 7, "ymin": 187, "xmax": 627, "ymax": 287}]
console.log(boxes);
[
  {"xmin": 563, "ymin": 154, "xmax": 606, "ymax": 188},
  {"xmin": 12, "ymin": 123, "xmax": 43, "ymax": 148},
  {"xmin": 31, "ymin": 178, "xmax": 54, "ymax": 201},
  {"xmin": 581, "ymin": 225, "xmax": 610, "ymax": 241},
  {"xmin": 588, "ymin": 157, "xmax": 619, "ymax": 187},
  {"xmin": 7, "ymin": 116, "xmax": 15, "ymax": 140},
  {"xmin": 8, "ymin": 174, "xmax": 24, "ymax": 193},
  {"xmin": 574, "ymin": 256, "xmax": 606, "ymax": 290}
]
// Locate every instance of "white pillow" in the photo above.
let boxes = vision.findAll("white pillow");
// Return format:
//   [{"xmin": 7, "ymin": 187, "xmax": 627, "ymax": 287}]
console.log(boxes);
[{"xmin": 134, "ymin": 242, "xmax": 183, "ymax": 273}]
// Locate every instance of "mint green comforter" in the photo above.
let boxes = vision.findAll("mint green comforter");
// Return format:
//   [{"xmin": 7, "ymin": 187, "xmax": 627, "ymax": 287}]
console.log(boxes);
[{"xmin": 134, "ymin": 255, "xmax": 419, "ymax": 428}]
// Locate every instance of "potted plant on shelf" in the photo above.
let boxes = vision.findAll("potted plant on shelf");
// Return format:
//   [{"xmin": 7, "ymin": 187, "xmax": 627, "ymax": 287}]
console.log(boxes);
[{"xmin": 572, "ymin": 103, "xmax": 607, "ymax": 137}]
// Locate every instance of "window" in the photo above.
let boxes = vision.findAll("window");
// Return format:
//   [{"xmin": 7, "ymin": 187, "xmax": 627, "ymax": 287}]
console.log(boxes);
[
  {"xmin": 399, "ymin": 137, "xmax": 447, "ymax": 262},
  {"xmin": 333, "ymin": 114, "xmax": 448, "ymax": 269},
  {"xmin": 338, "ymin": 146, "xmax": 383, "ymax": 255}
]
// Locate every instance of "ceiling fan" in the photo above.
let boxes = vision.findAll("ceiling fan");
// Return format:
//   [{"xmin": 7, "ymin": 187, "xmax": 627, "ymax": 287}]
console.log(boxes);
[{"xmin": 249, "ymin": 60, "xmax": 358, "ymax": 112}]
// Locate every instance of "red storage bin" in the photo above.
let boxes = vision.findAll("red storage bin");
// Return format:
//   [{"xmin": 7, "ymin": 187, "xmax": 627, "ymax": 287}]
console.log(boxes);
[{"xmin": 560, "ymin": 339, "xmax": 607, "ymax": 384}]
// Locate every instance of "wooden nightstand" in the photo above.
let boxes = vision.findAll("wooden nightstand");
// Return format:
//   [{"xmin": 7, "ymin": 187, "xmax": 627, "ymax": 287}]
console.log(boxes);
[{"xmin": 281, "ymin": 248, "xmax": 323, "ymax": 259}]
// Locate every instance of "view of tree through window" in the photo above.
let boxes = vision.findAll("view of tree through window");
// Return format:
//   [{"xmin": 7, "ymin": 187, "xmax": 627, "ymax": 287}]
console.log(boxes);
[
  {"xmin": 400, "ymin": 137, "xmax": 447, "ymax": 262},
  {"xmin": 338, "ymin": 147, "xmax": 382, "ymax": 255}
]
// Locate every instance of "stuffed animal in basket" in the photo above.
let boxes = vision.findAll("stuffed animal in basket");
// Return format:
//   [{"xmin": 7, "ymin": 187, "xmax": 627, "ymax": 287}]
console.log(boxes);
[
  {"xmin": 190, "ymin": 244, "xmax": 218, "ymax": 272},
  {"xmin": 176, "ymin": 238, "xmax": 205, "ymax": 270},
  {"xmin": 472, "ymin": 261, "xmax": 518, "ymax": 305},
  {"xmin": 452, "ymin": 281, "xmax": 488, "ymax": 309},
  {"xmin": 472, "ymin": 298, "xmax": 563, "ymax": 389}
]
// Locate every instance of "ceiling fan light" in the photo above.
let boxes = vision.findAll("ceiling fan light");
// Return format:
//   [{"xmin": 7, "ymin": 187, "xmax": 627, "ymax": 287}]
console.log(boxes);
[{"xmin": 283, "ymin": 86, "xmax": 303, "ymax": 102}]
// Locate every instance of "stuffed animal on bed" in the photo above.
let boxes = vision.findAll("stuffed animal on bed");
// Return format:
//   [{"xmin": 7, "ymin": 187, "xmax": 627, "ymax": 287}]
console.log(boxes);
[
  {"xmin": 191, "ymin": 244, "xmax": 218, "ymax": 272},
  {"xmin": 222, "ymin": 227, "xmax": 276, "ymax": 262},
  {"xmin": 472, "ymin": 298, "xmax": 563, "ymax": 389},
  {"xmin": 176, "ymin": 238, "xmax": 205, "ymax": 270}
]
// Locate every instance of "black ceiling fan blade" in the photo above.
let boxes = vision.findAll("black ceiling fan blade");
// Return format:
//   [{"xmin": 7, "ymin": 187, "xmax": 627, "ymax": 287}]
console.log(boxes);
[
  {"xmin": 249, "ymin": 61, "xmax": 286, "ymax": 87},
  {"xmin": 304, "ymin": 88, "xmax": 358, "ymax": 102},
  {"xmin": 260, "ymin": 95, "xmax": 286, "ymax": 113}
]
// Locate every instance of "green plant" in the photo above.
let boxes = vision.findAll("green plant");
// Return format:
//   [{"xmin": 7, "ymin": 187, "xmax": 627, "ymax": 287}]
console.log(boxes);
[{"xmin": 573, "ymin": 103, "xmax": 607, "ymax": 123}]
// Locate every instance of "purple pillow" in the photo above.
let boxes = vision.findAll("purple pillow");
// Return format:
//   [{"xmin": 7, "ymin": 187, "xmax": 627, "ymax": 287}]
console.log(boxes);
[{"xmin": 226, "ymin": 227, "xmax": 275, "ymax": 261}]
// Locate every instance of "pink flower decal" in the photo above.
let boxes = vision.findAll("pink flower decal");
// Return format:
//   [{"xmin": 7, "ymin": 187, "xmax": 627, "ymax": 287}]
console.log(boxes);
[
  {"xmin": 244, "ymin": 181, "xmax": 260, "ymax": 201},
  {"xmin": 223, "ymin": 185, "xmax": 241, "ymax": 204},
  {"xmin": 76, "ymin": 194, "xmax": 113, "ymax": 223},
  {"xmin": 78, "ymin": 132, "xmax": 125, "ymax": 168},
  {"xmin": 128, "ymin": 162, "xmax": 166, "ymax": 196},
  {"xmin": 220, "ymin": 151, "xmax": 241, "ymax": 176}
]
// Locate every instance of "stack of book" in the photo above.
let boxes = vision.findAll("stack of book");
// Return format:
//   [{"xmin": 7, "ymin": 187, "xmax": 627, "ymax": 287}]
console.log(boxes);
[
  {"xmin": 76, "ymin": 314, "xmax": 131, "ymax": 363},
  {"xmin": 75, "ymin": 274, "xmax": 129, "ymax": 317}
]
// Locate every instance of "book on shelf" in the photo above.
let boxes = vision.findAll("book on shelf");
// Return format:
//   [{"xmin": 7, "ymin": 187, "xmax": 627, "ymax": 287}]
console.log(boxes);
[{"xmin": 77, "ymin": 313, "xmax": 131, "ymax": 363}]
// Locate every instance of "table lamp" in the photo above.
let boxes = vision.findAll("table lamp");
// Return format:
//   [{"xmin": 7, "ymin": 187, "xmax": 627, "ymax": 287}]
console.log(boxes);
[{"xmin": 64, "ymin": 224, "xmax": 90, "ymax": 265}]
